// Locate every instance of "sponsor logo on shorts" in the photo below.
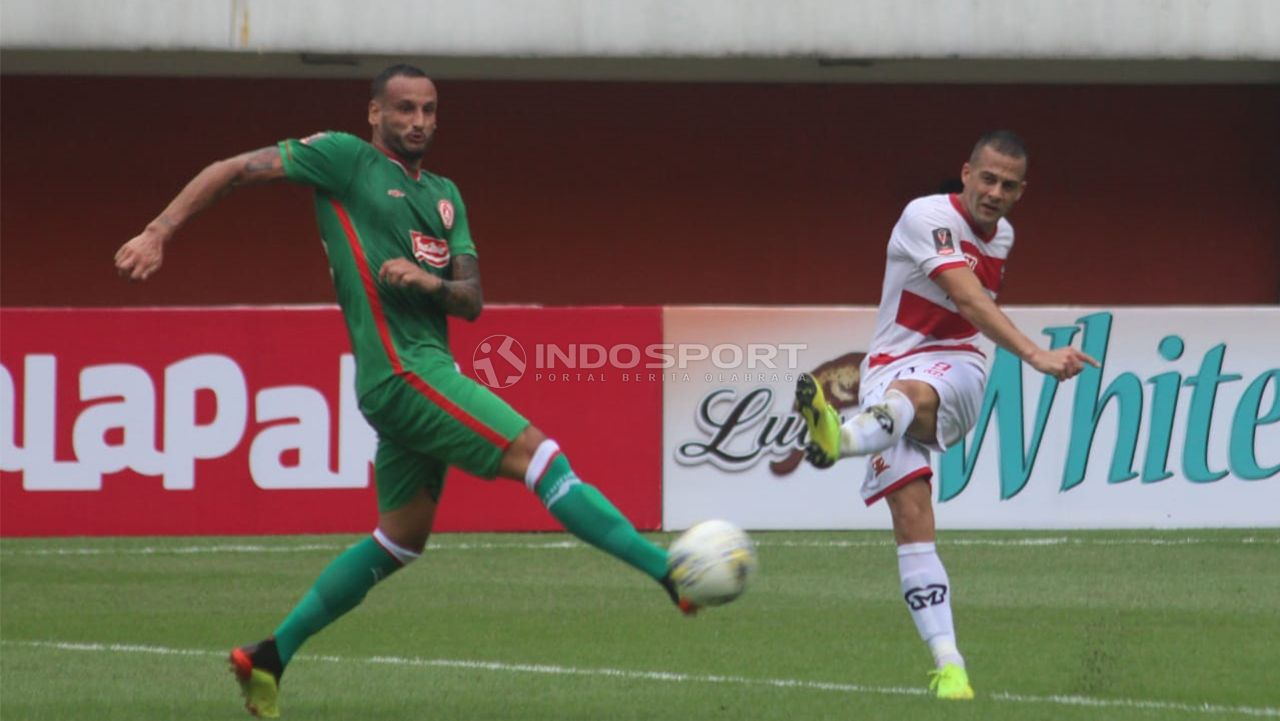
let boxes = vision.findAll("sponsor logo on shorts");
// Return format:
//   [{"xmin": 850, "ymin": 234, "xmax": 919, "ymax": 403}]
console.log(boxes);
[
  {"xmin": 904, "ymin": 583, "xmax": 948, "ymax": 610},
  {"xmin": 438, "ymin": 199, "xmax": 455, "ymax": 230},
  {"xmin": 472, "ymin": 334, "xmax": 528, "ymax": 389},
  {"xmin": 923, "ymin": 361, "xmax": 952, "ymax": 378},
  {"xmin": 932, "ymin": 228, "xmax": 955, "ymax": 256},
  {"xmin": 871, "ymin": 455, "xmax": 890, "ymax": 476},
  {"xmin": 387, "ymin": 189, "xmax": 406, "ymax": 198},
  {"xmin": 410, "ymin": 230, "xmax": 450, "ymax": 268}
]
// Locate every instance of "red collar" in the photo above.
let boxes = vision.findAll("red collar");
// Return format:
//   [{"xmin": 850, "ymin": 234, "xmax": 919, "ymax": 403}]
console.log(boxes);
[
  {"xmin": 949, "ymin": 193, "xmax": 997, "ymax": 243},
  {"xmin": 373, "ymin": 142, "xmax": 422, "ymax": 181}
]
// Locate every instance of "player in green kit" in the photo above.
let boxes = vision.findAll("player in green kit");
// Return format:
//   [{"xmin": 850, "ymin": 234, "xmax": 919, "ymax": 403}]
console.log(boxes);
[{"xmin": 114, "ymin": 64, "xmax": 693, "ymax": 719}]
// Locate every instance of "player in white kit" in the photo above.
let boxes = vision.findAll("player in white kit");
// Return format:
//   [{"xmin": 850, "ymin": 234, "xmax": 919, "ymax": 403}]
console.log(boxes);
[{"xmin": 796, "ymin": 130, "xmax": 1097, "ymax": 700}]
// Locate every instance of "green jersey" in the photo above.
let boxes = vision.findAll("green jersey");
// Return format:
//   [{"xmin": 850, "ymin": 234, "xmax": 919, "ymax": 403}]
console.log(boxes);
[{"xmin": 278, "ymin": 131, "xmax": 475, "ymax": 399}]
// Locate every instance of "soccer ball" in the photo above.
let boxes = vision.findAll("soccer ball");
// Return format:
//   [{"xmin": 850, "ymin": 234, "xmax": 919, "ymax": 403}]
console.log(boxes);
[{"xmin": 667, "ymin": 519, "xmax": 758, "ymax": 607}]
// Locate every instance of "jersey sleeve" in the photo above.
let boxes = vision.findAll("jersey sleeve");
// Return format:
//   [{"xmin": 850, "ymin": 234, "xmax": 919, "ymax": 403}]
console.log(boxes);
[
  {"xmin": 890, "ymin": 202, "xmax": 970, "ymax": 280},
  {"xmin": 444, "ymin": 180, "xmax": 477, "ymax": 258},
  {"xmin": 277, "ymin": 131, "xmax": 363, "ymax": 197}
]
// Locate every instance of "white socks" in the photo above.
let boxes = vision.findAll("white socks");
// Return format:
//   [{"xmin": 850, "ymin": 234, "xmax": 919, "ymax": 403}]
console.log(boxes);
[
  {"xmin": 840, "ymin": 388, "xmax": 915, "ymax": 457},
  {"xmin": 372, "ymin": 528, "xmax": 422, "ymax": 566},
  {"xmin": 898, "ymin": 542, "xmax": 964, "ymax": 669}
]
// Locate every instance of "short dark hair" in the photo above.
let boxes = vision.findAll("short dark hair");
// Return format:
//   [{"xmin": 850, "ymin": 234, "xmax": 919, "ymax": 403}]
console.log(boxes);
[
  {"xmin": 371, "ymin": 64, "xmax": 429, "ymax": 100},
  {"xmin": 971, "ymin": 130, "xmax": 1028, "ymax": 164}
]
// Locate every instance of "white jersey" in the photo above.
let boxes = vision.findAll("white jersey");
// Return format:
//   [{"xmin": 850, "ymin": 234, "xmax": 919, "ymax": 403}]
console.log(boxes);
[{"xmin": 864, "ymin": 193, "xmax": 1013, "ymax": 372}]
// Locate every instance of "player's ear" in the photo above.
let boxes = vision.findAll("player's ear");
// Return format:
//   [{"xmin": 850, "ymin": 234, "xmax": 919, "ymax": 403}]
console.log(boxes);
[{"xmin": 368, "ymin": 99, "xmax": 380, "ymax": 127}]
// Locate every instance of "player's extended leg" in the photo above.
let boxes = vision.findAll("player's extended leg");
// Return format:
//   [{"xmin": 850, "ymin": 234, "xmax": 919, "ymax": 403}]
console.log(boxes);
[
  {"xmin": 497, "ymin": 426, "xmax": 694, "ymax": 613},
  {"xmin": 230, "ymin": 446, "xmax": 440, "ymax": 717},
  {"xmin": 796, "ymin": 375, "xmax": 937, "ymax": 466},
  {"xmin": 886, "ymin": 479, "xmax": 973, "ymax": 700}
]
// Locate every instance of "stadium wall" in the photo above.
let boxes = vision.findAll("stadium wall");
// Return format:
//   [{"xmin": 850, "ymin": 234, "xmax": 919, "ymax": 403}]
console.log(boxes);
[{"xmin": 1, "ymin": 76, "xmax": 1278, "ymax": 309}]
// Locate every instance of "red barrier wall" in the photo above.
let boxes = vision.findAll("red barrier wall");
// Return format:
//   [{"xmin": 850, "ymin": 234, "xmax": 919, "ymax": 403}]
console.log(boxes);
[
  {"xmin": 0, "ymin": 306, "xmax": 663, "ymax": 536},
  {"xmin": 2, "ymin": 77, "xmax": 1277, "ymax": 308}
]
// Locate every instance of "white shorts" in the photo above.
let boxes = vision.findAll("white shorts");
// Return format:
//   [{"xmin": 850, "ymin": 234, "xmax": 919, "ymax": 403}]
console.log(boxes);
[{"xmin": 856, "ymin": 352, "xmax": 987, "ymax": 505}]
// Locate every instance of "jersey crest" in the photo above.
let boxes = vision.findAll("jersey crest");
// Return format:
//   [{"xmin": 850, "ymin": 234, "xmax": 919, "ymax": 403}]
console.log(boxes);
[
  {"xmin": 931, "ymin": 227, "xmax": 956, "ymax": 256},
  {"xmin": 410, "ymin": 230, "xmax": 450, "ymax": 268},
  {"xmin": 437, "ymin": 199, "xmax": 455, "ymax": 230}
]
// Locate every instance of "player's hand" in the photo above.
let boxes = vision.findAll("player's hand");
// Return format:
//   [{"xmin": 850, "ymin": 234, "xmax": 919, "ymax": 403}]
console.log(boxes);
[
  {"xmin": 379, "ymin": 258, "xmax": 441, "ymax": 294},
  {"xmin": 1028, "ymin": 347, "xmax": 1100, "ymax": 382},
  {"xmin": 115, "ymin": 231, "xmax": 165, "ymax": 281}
]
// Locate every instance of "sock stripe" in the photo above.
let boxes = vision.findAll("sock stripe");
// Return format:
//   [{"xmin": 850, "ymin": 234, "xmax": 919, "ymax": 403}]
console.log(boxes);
[
  {"xmin": 524, "ymin": 440, "xmax": 562, "ymax": 492},
  {"xmin": 371, "ymin": 528, "xmax": 420, "ymax": 566}
]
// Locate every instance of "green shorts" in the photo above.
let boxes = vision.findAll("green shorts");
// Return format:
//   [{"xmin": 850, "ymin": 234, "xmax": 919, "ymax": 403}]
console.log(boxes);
[{"xmin": 360, "ymin": 361, "xmax": 530, "ymax": 512}]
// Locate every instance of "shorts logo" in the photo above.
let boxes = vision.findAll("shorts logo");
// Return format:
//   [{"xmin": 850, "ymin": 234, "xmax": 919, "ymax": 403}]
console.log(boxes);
[
  {"xmin": 923, "ymin": 361, "xmax": 952, "ymax": 378},
  {"xmin": 410, "ymin": 230, "xmax": 450, "ymax": 268},
  {"xmin": 904, "ymin": 583, "xmax": 948, "ymax": 610},
  {"xmin": 472, "ymin": 334, "xmax": 527, "ymax": 389},
  {"xmin": 387, "ymin": 189, "xmax": 406, "ymax": 198},
  {"xmin": 871, "ymin": 455, "xmax": 890, "ymax": 476},
  {"xmin": 932, "ymin": 228, "xmax": 956, "ymax": 256},
  {"xmin": 438, "ymin": 199, "xmax": 455, "ymax": 230}
]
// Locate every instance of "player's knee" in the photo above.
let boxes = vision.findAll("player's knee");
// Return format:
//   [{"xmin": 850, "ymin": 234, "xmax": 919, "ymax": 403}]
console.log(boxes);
[
  {"xmin": 888, "ymin": 379, "xmax": 936, "ymax": 412},
  {"xmin": 498, "ymin": 425, "xmax": 549, "ymax": 480},
  {"xmin": 886, "ymin": 480, "xmax": 936, "ymax": 540}
]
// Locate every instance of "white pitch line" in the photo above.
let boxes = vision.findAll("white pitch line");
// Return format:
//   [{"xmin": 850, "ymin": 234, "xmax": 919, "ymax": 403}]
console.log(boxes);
[
  {"xmin": 2, "ymin": 536, "xmax": 1275, "ymax": 557},
  {"xmin": 3, "ymin": 639, "xmax": 1276, "ymax": 718}
]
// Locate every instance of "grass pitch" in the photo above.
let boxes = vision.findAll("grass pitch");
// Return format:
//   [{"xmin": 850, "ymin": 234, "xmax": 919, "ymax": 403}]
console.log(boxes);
[{"xmin": 2, "ymin": 529, "xmax": 1278, "ymax": 720}]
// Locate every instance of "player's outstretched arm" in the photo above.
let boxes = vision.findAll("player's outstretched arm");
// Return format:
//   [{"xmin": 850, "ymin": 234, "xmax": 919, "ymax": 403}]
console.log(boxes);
[
  {"xmin": 115, "ymin": 146, "xmax": 286, "ymax": 282},
  {"xmin": 933, "ymin": 266, "xmax": 1098, "ymax": 381},
  {"xmin": 378, "ymin": 253, "xmax": 484, "ymax": 321}
]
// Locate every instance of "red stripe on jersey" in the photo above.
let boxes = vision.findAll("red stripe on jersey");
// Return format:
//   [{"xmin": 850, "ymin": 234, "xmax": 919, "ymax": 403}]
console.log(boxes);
[
  {"xmin": 330, "ymin": 198, "xmax": 402, "ymax": 371},
  {"xmin": 960, "ymin": 241, "xmax": 1005, "ymax": 293},
  {"xmin": 948, "ymin": 194, "xmax": 996, "ymax": 242},
  {"xmin": 867, "ymin": 343, "xmax": 984, "ymax": 368},
  {"xmin": 400, "ymin": 372, "xmax": 510, "ymax": 448},
  {"xmin": 895, "ymin": 290, "xmax": 978, "ymax": 341},
  {"xmin": 329, "ymin": 198, "xmax": 510, "ymax": 451}
]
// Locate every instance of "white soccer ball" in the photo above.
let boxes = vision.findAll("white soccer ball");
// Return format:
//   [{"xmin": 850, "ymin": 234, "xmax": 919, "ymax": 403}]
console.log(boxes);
[{"xmin": 667, "ymin": 519, "xmax": 758, "ymax": 607}]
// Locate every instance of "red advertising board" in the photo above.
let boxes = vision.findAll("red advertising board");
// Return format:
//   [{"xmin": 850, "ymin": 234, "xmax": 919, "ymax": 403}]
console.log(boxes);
[{"xmin": 0, "ymin": 306, "xmax": 662, "ymax": 536}]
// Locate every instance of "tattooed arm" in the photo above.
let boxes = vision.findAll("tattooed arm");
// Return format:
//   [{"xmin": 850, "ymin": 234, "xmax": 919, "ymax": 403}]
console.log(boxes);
[
  {"xmin": 378, "ymin": 254, "xmax": 485, "ymax": 321},
  {"xmin": 115, "ymin": 146, "xmax": 285, "ymax": 281}
]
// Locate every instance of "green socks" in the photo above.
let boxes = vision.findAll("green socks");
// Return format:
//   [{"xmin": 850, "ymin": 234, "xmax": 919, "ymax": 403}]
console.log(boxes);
[
  {"xmin": 273, "ymin": 535, "xmax": 406, "ymax": 666},
  {"xmin": 535, "ymin": 453, "xmax": 668, "ymax": 581},
  {"xmin": 271, "ymin": 445, "xmax": 666, "ymax": 670}
]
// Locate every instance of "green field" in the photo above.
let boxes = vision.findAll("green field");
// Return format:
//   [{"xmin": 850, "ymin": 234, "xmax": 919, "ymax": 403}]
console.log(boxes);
[{"xmin": 2, "ymin": 530, "xmax": 1278, "ymax": 720}]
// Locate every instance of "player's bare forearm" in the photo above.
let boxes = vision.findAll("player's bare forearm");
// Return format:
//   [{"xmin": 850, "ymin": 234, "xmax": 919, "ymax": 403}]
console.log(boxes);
[
  {"xmin": 934, "ymin": 266, "xmax": 1098, "ymax": 380},
  {"xmin": 148, "ymin": 147, "xmax": 285, "ymax": 238},
  {"xmin": 432, "ymin": 254, "xmax": 484, "ymax": 321},
  {"xmin": 935, "ymin": 267, "xmax": 1041, "ymax": 361},
  {"xmin": 116, "ymin": 146, "xmax": 284, "ymax": 281},
  {"xmin": 377, "ymin": 254, "xmax": 484, "ymax": 321}
]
